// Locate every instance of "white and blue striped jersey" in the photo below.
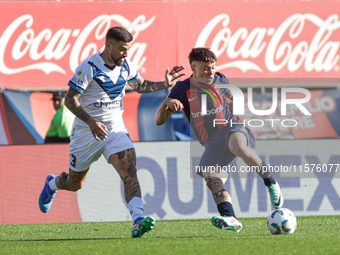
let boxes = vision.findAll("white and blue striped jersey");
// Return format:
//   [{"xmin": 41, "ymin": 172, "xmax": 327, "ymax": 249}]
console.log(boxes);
[{"xmin": 68, "ymin": 52, "xmax": 140, "ymax": 130}]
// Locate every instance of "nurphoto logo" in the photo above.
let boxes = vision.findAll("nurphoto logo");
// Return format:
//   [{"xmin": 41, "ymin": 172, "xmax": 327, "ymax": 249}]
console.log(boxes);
[{"xmin": 199, "ymin": 83, "xmax": 312, "ymax": 128}]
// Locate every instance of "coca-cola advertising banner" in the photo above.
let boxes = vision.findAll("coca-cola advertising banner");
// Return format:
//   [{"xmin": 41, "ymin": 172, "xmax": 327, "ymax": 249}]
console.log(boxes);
[{"xmin": 0, "ymin": 1, "xmax": 339, "ymax": 89}]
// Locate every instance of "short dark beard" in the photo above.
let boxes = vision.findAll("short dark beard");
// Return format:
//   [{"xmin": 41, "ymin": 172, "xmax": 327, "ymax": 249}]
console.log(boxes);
[{"xmin": 110, "ymin": 53, "xmax": 124, "ymax": 66}]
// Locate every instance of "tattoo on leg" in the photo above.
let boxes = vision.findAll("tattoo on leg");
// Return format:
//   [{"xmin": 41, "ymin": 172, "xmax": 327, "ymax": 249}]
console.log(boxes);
[
  {"xmin": 113, "ymin": 148, "xmax": 140, "ymax": 202},
  {"xmin": 206, "ymin": 177, "xmax": 231, "ymax": 204},
  {"xmin": 117, "ymin": 151, "xmax": 126, "ymax": 161},
  {"xmin": 122, "ymin": 176, "xmax": 141, "ymax": 203},
  {"xmin": 56, "ymin": 171, "xmax": 84, "ymax": 191},
  {"xmin": 127, "ymin": 164, "xmax": 136, "ymax": 178},
  {"xmin": 213, "ymin": 190, "xmax": 231, "ymax": 205},
  {"xmin": 126, "ymin": 151, "xmax": 137, "ymax": 178},
  {"xmin": 56, "ymin": 171, "xmax": 69, "ymax": 190}
]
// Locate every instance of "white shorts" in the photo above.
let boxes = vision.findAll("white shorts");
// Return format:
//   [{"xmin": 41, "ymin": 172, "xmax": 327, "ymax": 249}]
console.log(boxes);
[{"xmin": 69, "ymin": 125, "xmax": 134, "ymax": 172}]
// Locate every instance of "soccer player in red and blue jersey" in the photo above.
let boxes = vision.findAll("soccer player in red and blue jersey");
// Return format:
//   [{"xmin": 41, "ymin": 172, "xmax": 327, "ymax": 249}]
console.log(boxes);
[{"xmin": 155, "ymin": 48, "xmax": 284, "ymax": 232}]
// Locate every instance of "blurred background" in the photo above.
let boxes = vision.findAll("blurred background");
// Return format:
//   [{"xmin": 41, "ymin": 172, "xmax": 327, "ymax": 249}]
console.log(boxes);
[{"xmin": 1, "ymin": 0, "xmax": 340, "ymax": 145}]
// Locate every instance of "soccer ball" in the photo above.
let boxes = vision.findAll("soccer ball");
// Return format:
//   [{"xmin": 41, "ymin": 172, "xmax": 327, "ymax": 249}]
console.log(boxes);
[{"xmin": 267, "ymin": 208, "xmax": 297, "ymax": 235}]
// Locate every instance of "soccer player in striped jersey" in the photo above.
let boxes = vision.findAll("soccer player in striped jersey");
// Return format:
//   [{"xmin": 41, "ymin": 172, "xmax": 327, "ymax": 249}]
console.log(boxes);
[
  {"xmin": 155, "ymin": 47, "xmax": 283, "ymax": 233},
  {"xmin": 39, "ymin": 26, "xmax": 185, "ymax": 238}
]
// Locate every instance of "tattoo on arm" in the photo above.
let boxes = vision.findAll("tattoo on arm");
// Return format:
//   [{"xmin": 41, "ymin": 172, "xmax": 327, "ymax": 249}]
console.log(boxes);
[
  {"xmin": 129, "ymin": 77, "xmax": 166, "ymax": 93},
  {"xmin": 65, "ymin": 88, "xmax": 92, "ymax": 124}
]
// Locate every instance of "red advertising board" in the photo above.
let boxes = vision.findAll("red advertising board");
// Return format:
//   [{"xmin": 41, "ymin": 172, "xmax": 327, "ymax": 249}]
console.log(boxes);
[
  {"xmin": 0, "ymin": 1, "xmax": 339, "ymax": 89},
  {"xmin": 0, "ymin": 144, "xmax": 82, "ymax": 224}
]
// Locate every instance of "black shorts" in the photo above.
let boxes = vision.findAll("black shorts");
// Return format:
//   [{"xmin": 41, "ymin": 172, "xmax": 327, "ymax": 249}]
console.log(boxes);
[{"xmin": 198, "ymin": 125, "xmax": 255, "ymax": 176}]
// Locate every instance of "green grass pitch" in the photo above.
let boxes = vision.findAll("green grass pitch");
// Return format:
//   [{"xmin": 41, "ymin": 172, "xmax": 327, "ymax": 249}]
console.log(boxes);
[{"xmin": 1, "ymin": 216, "xmax": 339, "ymax": 255}]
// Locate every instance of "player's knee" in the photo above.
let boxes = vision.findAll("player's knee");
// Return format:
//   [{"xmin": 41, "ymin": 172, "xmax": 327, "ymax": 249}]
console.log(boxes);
[
  {"xmin": 68, "ymin": 181, "xmax": 83, "ymax": 192},
  {"xmin": 230, "ymin": 143, "xmax": 250, "ymax": 158},
  {"xmin": 68, "ymin": 177, "xmax": 85, "ymax": 191}
]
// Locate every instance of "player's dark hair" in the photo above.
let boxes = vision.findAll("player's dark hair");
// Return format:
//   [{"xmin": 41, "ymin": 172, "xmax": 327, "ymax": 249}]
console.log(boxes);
[
  {"xmin": 189, "ymin": 48, "xmax": 217, "ymax": 64},
  {"xmin": 106, "ymin": 27, "xmax": 133, "ymax": 43}
]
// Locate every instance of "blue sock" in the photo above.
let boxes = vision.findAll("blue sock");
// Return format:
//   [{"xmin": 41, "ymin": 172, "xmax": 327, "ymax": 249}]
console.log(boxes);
[
  {"xmin": 133, "ymin": 216, "xmax": 144, "ymax": 225},
  {"xmin": 217, "ymin": 202, "xmax": 236, "ymax": 218}
]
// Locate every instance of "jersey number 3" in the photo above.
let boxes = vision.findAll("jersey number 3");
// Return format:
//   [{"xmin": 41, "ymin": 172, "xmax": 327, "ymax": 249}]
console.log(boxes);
[{"xmin": 71, "ymin": 154, "xmax": 77, "ymax": 168}]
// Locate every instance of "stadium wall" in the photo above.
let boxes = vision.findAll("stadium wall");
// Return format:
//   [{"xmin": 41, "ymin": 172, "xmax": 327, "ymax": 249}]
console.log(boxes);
[
  {"xmin": 2, "ymin": 86, "xmax": 340, "ymax": 145},
  {"xmin": 1, "ymin": 140, "xmax": 340, "ymax": 224}
]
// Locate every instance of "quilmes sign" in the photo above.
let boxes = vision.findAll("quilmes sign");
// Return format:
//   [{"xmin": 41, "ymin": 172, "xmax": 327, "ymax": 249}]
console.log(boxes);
[{"xmin": 200, "ymin": 84, "xmax": 312, "ymax": 128}]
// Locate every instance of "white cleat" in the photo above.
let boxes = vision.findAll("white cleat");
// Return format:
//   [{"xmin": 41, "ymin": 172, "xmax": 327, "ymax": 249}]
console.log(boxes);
[{"xmin": 211, "ymin": 216, "xmax": 242, "ymax": 233}]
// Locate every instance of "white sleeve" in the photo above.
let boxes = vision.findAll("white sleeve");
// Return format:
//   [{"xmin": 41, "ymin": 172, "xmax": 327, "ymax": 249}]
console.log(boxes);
[
  {"xmin": 68, "ymin": 61, "xmax": 93, "ymax": 94},
  {"xmin": 126, "ymin": 59, "xmax": 141, "ymax": 84}
]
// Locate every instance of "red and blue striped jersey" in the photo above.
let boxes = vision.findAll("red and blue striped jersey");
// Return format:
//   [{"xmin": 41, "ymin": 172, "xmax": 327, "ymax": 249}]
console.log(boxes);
[{"xmin": 168, "ymin": 72, "xmax": 241, "ymax": 145}]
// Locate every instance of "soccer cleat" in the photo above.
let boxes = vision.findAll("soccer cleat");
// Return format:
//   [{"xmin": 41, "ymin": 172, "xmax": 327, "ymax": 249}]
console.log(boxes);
[
  {"xmin": 39, "ymin": 175, "xmax": 58, "ymax": 213},
  {"xmin": 131, "ymin": 216, "xmax": 156, "ymax": 238},
  {"xmin": 211, "ymin": 216, "xmax": 242, "ymax": 232},
  {"xmin": 268, "ymin": 182, "xmax": 284, "ymax": 209}
]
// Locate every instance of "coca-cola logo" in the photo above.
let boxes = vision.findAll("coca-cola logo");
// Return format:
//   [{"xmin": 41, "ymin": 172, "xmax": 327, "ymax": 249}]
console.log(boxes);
[
  {"xmin": 195, "ymin": 13, "xmax": 340, "ymax": 73},
  {"xmin": 0, "ymin": 14, "xmax": 155, "ymax": 75}
]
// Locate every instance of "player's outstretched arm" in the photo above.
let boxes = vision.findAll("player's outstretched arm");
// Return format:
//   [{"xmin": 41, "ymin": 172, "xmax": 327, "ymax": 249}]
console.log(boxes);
[
  {"xmin": 65, "ymin": 88, "xmax": 108, "ymax": 141},
  {"xmin": 129, "ymin": 65, "xmax": 185, "ymax": 93},
  {"xmin": 155, "ymin": 98, "xmax": 183, "ymax": 126}
]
